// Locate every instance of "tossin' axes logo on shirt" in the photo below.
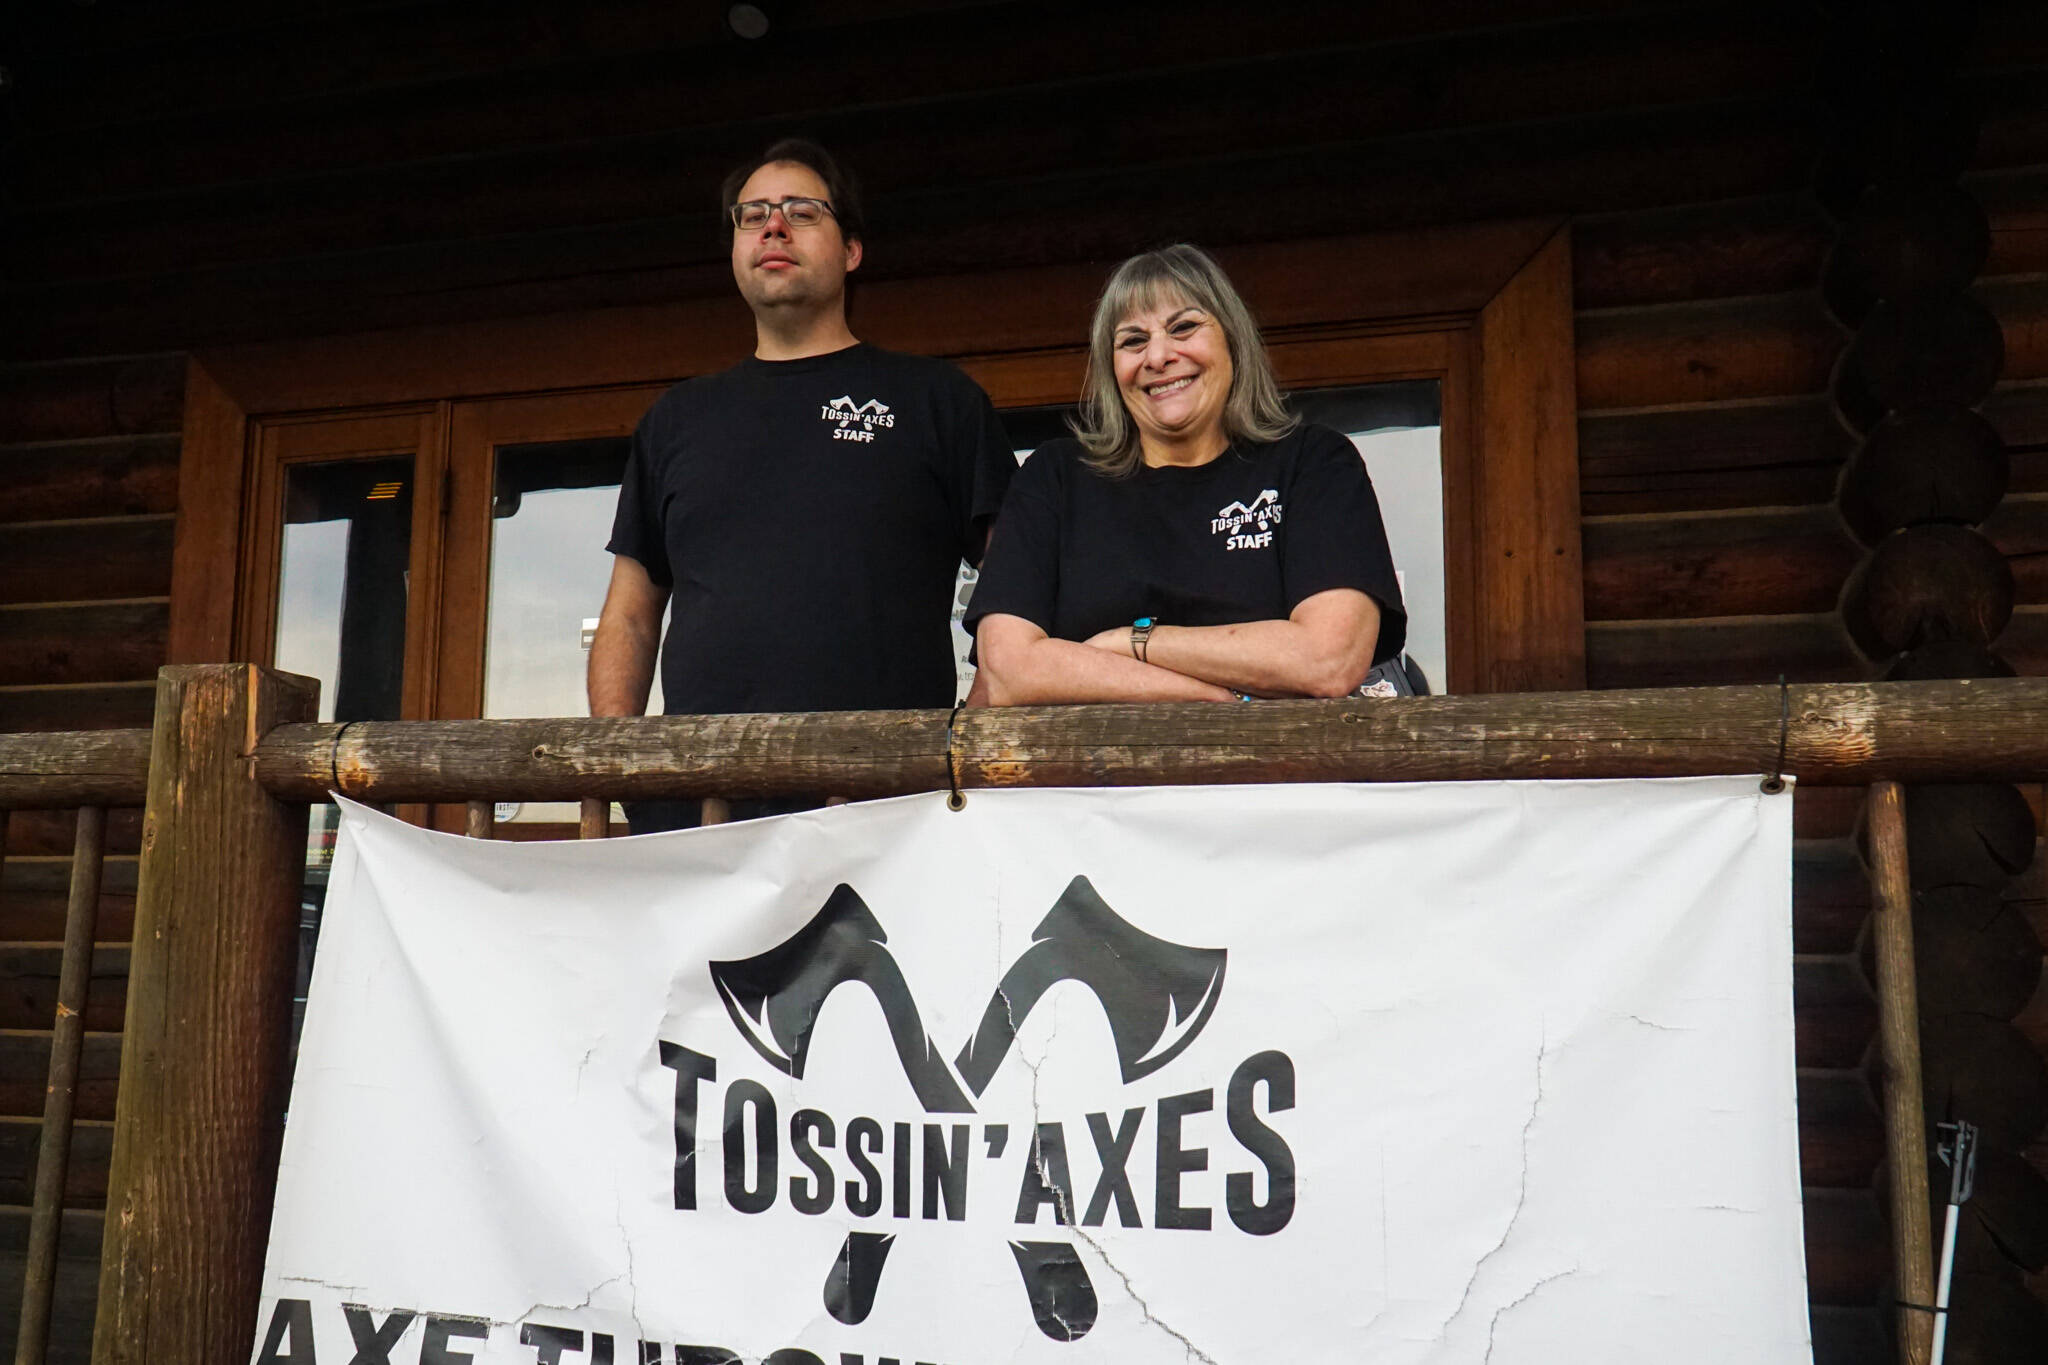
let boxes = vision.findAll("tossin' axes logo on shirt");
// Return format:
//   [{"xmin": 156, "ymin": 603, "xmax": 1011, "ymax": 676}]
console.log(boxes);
[
  {"xmin": 819, "ymin": 395, "xmax": 896, "ymax": 441},
  {"xmin": 708, "ymin": 876, "xmax": 1227, "ymax": 1343}
]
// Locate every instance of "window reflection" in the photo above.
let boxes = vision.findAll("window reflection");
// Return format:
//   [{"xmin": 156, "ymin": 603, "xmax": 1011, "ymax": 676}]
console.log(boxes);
[
  {"xmin": 1291, "ymin": 380, "xmax": 1444, "ymax": 694},
  {"xmin": 275, "ymin": 458, "xmax": 414, "ymax": 723},
  {"xmin": 273, "ymin": 456, "xmax": 414, "ymax": 1052},
  {"xmin": 484, "ymin": 438, "xmax": 655, "ymax": 825}
]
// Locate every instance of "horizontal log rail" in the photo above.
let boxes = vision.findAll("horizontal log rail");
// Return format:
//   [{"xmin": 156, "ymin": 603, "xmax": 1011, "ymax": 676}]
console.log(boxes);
[
  {"xmin": 253, "ymin": 677, "xmax": 2048, "ymax": 803},
  {"xmin": 0, "ymin": 730, "xmax": 152, "ymax": 809}
]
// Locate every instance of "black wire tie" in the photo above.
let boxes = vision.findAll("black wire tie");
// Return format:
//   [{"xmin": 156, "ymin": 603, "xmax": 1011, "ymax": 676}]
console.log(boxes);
[
  {"xmin": 1760, "ymin": 675, "xmax": 1789, "ymax": 795},
  {"xmin": 945, "ymin": 702, "xmax": 966, "ymax": 811}
]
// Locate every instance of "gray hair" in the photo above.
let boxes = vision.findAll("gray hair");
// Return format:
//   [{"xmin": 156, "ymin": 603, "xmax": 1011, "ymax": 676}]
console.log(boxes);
[{"xmin": 1071, "ymin": 244, "xmax": 1297, "ymax": 477}]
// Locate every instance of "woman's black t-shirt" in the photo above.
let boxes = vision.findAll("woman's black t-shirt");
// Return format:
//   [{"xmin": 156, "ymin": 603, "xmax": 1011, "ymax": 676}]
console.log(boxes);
[{"xmin": 965, "ymin": 422, "xmax": 1408, "ymax": 664}]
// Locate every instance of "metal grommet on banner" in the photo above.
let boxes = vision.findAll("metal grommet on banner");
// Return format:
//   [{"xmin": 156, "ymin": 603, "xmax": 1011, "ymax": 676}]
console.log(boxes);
[
  {"xmin": 1759, "ymin": 674, "xmax": 1789, "ymax": 795},
  {"xmin": 328, "ymin": 719, "xmax": 360, "ymax": 796},
  {"xmin": 945, "ymin": 702, "xmax": 967, "ymax": 811}
]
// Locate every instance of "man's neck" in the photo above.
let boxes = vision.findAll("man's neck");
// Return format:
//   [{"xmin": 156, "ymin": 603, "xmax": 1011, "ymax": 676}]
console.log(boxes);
[{"xmin": 753, "ymin": 306, "xmax": 859, "ymax": 362}]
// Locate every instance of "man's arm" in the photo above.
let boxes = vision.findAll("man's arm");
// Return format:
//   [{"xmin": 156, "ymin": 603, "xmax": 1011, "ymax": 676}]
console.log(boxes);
[{"xmin": 587, "ymin": 554, "xmax": 670, "ymax": 716}]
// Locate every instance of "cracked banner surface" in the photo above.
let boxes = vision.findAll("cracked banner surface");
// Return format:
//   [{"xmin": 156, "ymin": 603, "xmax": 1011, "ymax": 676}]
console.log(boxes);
[{"xmin": 254, "ymin": 778, "xmax": 1809, "ymax": 1364}]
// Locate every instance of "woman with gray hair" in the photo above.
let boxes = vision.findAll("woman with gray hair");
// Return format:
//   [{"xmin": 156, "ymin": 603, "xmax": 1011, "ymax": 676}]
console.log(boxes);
[{"xmin": 966, "ymin": 243, "xmax": 1407, "ymax": 703}]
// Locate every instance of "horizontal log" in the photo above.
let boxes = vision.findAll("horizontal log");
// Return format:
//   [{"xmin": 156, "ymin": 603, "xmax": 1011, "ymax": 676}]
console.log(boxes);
[
  {"xmin": 1922, "ymin": 1012, "xmax": 2048, "ymax": 1149},
  {"xmin": 0, "ymin": 516, "xmax": 174, "ymax": 606},
  {"xmin": 0, "ymin": 892, "xmax": 135, "ymax": 947},
  {"xmin": 0, "ymin": 1249, "xmax": 98, "ymax": 1365},
  {"xmin": 0, "ymin": 948, "xmax": 128, "ymax": 1035},
  {"xmin": 17, "ymin": 0, "xmax": 1668, "ymax": 139},
  {"xmin": 15, "ymin": 7, "xmax": 1804, "ymax": 216},
  {"xmin": 1910, "ymin": 905, "xmax": 2042, "ymax": 1021},
  {"xmin": 1794, "ymin": 839, "xmax": 1872, "ymax": 954},
  {"xmin": 1586, "ymin": 614, "xmax": 1864, "ymax": 689},
  {"xmin": 0, "ymin": 600, "xmax": 169, "ymax": 687},
  {"xmin": 1808, "ymin": 1306, "xmax": 1886, "ymax": 1365},
  {"xmin": 0, "ymin": 852, "xmax": 138, "ymax": 941},
  {"xmin": 0, "ymin": 730, "xmax": 152, "ymax": 808},
  {"xmin": 1576, "ymin": 396, "xmax": 1850, "ymax": 517},
  {"xmin": 1986, "ymin": 380, "xmax": 2048, "ymax": 455},
  {"xmin": 1804, "ymin": 1188, "xmax": 1889, "ymax": 1306},
  {"xmin": 0, "ymin": 104, "xmax": 1815, "ymax": 357},
  {"xmin": 2001, "ymin": 277, "xmax": 2048, "ymax": 384},
  {"xmin": 1800, "ymin": 1070, "xmax": 1885, "ymax": 1189},
  {"xmin": 0, "ymin": 1204, "xmax": 100, "ymax": 1261},
  {"xmin": 0, "ymin": 1119, "xmax": 110, "ymax": 1208},
  {"xmin": 1581, "ymin": 506, "xmax": 1859, "ymax": 621},
  {"xmin": 1796, "ymin": 785, "xmax": 1872, "ymax": 841},
  {"xmin": 1579, "ymin": 275, "xmax": 2048, "ymax": 416},
  {"xmin": 1573, "ymin": 194, "xmax": 1833, "ymax": 311},
  {"xmin": 1, "ymin": 811, "xmax": 142, "ymax": 859},
  {"xmin": 0, "ymin": 683, "xmax": 156, "ymax": 736},
  {"xmin": 249, "ymin": 678, "xmax": 2048, "ymax": 802},
  {"xmin": 1581, "ymin": 495, "xmax": 2048, "ymax": 629},
  {"xmin": 0, "ymin": 437, "xmax": 180, "ymax": 525},
  {"xmin": 1576, "ymin": 291, "xmax": 1841, "ymax": 411},
  {"xmin": 0, "ymin": 359, "xmax": 184, "ymax": 446},
  {"xmin": 1798, "ymin": 957, "xmax": 1876, "ymax": 1070}
]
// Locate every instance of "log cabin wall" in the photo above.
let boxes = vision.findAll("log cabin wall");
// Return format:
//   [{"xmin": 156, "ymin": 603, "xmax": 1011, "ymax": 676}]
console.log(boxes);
[{"xmin": 2, "ymin": 1, "xmax": 2047, "ymax": 1360}]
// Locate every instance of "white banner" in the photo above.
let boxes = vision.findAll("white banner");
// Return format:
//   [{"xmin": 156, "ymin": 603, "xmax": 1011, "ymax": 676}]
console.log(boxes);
[{"xmin": 254, "ymin": 778, "xmax": 1809, "ymax": 1365}]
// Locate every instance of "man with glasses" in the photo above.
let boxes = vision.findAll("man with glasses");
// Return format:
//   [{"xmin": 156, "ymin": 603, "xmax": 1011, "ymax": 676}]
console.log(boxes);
[{"xmin": 589, "ymin": 139, "xmax": 1015, "ymax": 830}]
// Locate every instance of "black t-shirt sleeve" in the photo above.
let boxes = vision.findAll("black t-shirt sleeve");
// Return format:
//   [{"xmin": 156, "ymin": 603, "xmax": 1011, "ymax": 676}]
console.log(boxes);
[
  {"xmin": 946, "ymin": 371, "xmax": 1017, "ymax": 565},
  {"xmin": 1283, "ymin": 425, "xmax": 1409, "ymax": 663},
  {"xmin": 962, "ymin": 443, "xmax": 1064, "ymax": 636},
  {"xmin": 605, "ymin": 402, "xmax": 673, "ymax": 588}
]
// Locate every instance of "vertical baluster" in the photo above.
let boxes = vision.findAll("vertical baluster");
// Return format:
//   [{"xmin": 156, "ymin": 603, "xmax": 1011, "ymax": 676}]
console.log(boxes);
[
  {"xmin": 1868, "ymin": 780, "xmax": 1935, "ymax": 1365},
  {"xmin": 465, "ymin": 800, "xmax": 494, "ymax": 840},
  {"xmin": 579, "ymin": 799, "xmax": 609, "ymax": 840},
  {"xmin": 699, "ymin": 798, "xmax": 731, "ymax": 826},
  {"xmin": 16, "ymin": 806, "xmax": 106, "ymax": 1365}
]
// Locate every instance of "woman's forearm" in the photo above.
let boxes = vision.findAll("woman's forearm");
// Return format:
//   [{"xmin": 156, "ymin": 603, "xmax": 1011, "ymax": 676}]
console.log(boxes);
[
  {"xmin": 1138, "ymin": 597, "xmax": 1380, "ymax": 699},
  {"xmin": 979, "ymin": 635, "xmax": 1236, "ymax": 706}
]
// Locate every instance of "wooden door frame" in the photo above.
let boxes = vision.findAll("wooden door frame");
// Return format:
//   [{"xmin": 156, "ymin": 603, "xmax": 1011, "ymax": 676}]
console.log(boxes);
[{"xmin": 169, "ymin": 216, "xmax": 1583, "ymax": 694}]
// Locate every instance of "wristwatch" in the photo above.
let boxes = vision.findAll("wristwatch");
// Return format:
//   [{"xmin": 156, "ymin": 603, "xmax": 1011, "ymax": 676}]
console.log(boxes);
[{"xmin": 1130, "ymin": 616, "xmax": 1156, "ymax": 663}]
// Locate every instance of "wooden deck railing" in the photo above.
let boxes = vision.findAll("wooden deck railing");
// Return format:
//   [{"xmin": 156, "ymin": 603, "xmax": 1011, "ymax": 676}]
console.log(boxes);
[{"xmin": 10, "ymin": 665, "xmax": 2048, "ymax": 1365}]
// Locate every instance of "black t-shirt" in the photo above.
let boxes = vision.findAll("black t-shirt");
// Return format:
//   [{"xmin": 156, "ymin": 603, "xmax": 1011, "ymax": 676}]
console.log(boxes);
[
  {"xmin": 607, "ymin": 343, "xmax": 1014, "ymax": 714},
  {"xmin": 965, "ymin": 422, "xmax": 1408, "ymax": 665}
]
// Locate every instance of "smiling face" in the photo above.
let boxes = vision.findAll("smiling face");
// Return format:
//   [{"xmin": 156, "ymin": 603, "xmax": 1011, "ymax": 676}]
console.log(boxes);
[
  {"xmin": 729, "ymin": 160, "xmax": 862, "ymax": 316},
  {"xmin": 1111, "ymin": 294, "xmax": 1235, "ymax": 462}
]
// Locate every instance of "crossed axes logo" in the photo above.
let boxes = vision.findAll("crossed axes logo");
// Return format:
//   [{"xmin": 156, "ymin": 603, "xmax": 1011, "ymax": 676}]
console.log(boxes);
[{"xmin": 707, "ymin": 875, "xmax": 1227, "ymax": 1343}]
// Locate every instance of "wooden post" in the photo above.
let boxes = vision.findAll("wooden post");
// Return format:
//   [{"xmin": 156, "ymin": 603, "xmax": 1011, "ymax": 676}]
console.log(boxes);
[
  {"xmin": 464, "ymin": 798, "xmax": 494, "ymax": 839},
  {"xmin": 577, "ymin": 798, "xmax": 608, "ymax": 839},
  {"xmin": 93, "ymin": 665, "xmax": 317, "ymax": 1365},
  {"xmin": 15, "ymin": 805, "xmax": 104, "ymax": 1365},
  {"xmin": 1868, "ymin": 780, "xmax": 1936, "ymax": 1365}
]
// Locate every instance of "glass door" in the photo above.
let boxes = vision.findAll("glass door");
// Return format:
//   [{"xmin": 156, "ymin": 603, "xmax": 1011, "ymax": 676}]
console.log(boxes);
[{"xmin": 438, "ymin": 387, "xmax": 667, "ymax": 835}]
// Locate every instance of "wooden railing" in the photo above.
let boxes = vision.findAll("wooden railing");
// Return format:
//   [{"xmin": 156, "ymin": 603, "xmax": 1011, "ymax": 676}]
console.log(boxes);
[{"xmin": 9, "ymin": 665, "xmax": 2048, "ymax": 1365}]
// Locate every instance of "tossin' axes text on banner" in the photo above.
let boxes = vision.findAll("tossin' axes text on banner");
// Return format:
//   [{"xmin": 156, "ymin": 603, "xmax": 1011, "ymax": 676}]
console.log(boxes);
[{"xmin": 253, "ymin": 778, "xmax": 1810, "ymax": 1365}]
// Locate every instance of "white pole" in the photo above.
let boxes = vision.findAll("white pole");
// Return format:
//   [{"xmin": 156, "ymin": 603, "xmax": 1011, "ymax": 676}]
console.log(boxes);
[{"xmin": 1930, "ymin": 1198, "xmax": 1962, "ymax": 1365}]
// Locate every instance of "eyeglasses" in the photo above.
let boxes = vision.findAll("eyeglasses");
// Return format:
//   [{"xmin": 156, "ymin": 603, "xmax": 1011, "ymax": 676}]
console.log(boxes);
[{"xmin": 729, "ymin": 196, "xmax": 837, "ymax": 231}]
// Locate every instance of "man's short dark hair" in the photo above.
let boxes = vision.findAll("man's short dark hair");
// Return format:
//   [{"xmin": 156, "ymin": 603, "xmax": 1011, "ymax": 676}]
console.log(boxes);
[{"xmin": 720, "ymin": 138, "xmax": 864, "ymax": 243}]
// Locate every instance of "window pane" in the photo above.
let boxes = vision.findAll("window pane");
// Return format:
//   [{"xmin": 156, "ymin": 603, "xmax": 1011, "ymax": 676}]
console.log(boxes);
[
  {"xmin": 1290, "ymin": 380, "xmax": 1445, "ymax": 695},
  {"xmin": 275, "ymin": 457, "xmax": 414, "ymax": 724},
  {"xmin": 948, "ymin": 404, "xmax": 1076, "ymax": 700},
  {"xmin": 274, "ymin": 455, "xmax": 414, "ymax": 1053},
  {"xmin": 483, "ymin": 438, "xmax": 655, "ymax": 824}
]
